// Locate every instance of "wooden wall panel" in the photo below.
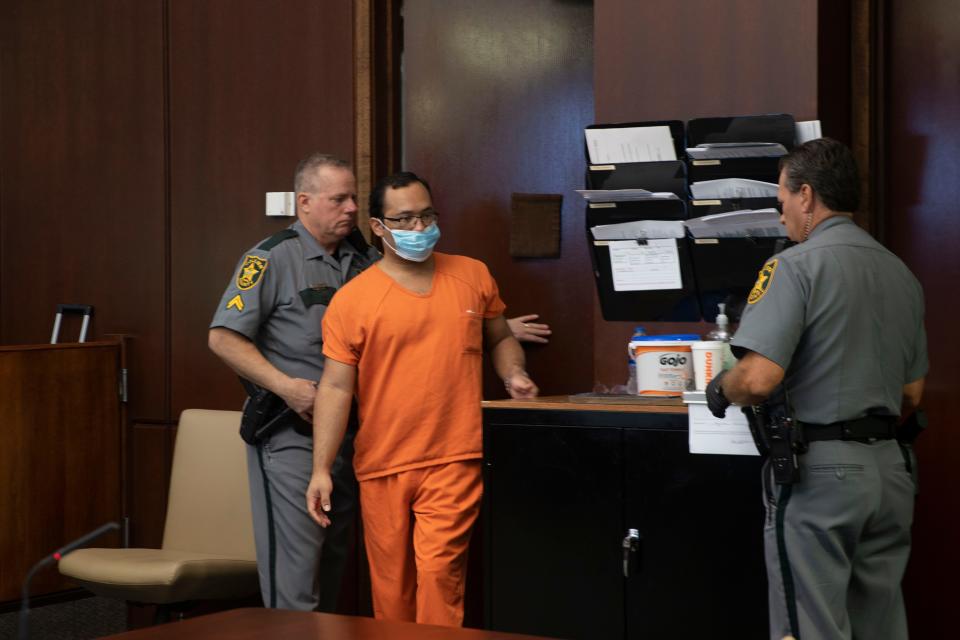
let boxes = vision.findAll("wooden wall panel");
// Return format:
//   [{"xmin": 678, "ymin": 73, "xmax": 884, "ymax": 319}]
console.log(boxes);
[
  {"xmin": 168, "ymin": 0, "xmax": 357, "ymax": 416},
  {"xmin": 592, "ymin": 0, "xmax": 818, "ymax": 383},
  {"xmin": 0, "ymin": 0, "xmax": 167, "ymax": 421},
  {"xmin": 403, "ymin": 0, "xmax": 596, "ymax": 398},
  {"xmin": 594, "ymin": 0, "xmax": 818, "ymax": 124},
  {"xmin": 885, "ymin": 2, "xmax": 960, "ymax": 636}
]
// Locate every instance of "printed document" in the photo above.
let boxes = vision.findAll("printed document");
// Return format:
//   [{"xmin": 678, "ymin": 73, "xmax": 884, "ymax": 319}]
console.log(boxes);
[
  {"xmin": 795, "ymin": 120, "xmax": 822, "ymax": 144},
  {"xmin": 685, "ymin": 208, "xmax": 787, "ymax": 238},
  {"xmin": 605, "ymin": 239, "xmax": 682, "ymax": 291},
  {"xmin": 689, "ymin": 178, "xmax": 778, "ymax": 200},
  {"xmin": 585, "ymin": 126, "xmax": 677, "ymax": 164},
  {"xmin": 688, "ymin": 403, "xmax": 760, "ymax": 456},
  {"xmin": 686, "ymin": 142, "xmax": 787, "ymax": 160}
]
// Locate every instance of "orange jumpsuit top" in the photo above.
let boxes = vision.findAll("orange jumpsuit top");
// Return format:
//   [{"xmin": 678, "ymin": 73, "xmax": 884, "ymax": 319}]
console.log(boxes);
[{"xmin": 321, "ymin": 252, "xmax": 505, "ymax": 481}]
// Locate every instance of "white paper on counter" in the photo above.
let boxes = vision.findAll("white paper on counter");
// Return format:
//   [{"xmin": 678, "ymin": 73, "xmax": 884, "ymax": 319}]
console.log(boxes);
[
  {"xmin": 687, "ymin": 403, "xmax": 760, "ymax": 456},
  {"xmin": 605, "ymin": 239, "xmax": 682, "ymax": 291}
]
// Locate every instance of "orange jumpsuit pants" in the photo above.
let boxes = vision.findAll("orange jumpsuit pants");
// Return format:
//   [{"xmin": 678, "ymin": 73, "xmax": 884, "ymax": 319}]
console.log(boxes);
[{"xmin": 358, "ymin": 459, "xmax": 483, "ymax": 626}]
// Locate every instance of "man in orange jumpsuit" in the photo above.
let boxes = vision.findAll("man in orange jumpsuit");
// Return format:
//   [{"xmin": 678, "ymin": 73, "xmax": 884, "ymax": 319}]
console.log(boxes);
[{"xmin": 306, "ymin": 171, "xmax": 538, "ymax": 626}]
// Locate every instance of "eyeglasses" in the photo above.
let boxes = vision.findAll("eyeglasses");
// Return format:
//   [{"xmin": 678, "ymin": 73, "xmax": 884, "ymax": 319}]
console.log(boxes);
[{"xmin": 381, "ymin": 210, "xmax": 440, "ymax": 230}]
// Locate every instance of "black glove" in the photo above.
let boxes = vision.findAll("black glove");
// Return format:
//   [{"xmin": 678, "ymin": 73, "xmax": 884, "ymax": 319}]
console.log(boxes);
[{"xmin": 705, "ymin": 370, "xmax": 731, "ymax": 419}]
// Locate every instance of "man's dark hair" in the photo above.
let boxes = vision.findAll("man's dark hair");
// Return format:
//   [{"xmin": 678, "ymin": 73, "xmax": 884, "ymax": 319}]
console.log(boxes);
[
  {"xmin": 779, "ymin": 137, "xmax": 860, "ymax": 213},
  {"xmin": 368, "ymin": 171, "xmax": 433, "ymax": 219}
]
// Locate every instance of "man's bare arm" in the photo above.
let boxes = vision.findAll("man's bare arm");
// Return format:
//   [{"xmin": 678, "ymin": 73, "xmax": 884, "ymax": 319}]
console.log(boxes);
[
  {"xmin": 208, "ymin": 327, "xmax": 317, "ymax": 419},
  {"xmin": 306, "ymin": 359, "xmax": 356, "ymax": 527},
  {"xmin": 720, "ymin": 351, "xmax": 785, "ymax": 406},
  {"xmin": 902, "ymin": 378, "xmax": 925, "ymax": 413},
  {"xmin": 484, "ymin": 315, "xmax": 538, "ymax": 398}
]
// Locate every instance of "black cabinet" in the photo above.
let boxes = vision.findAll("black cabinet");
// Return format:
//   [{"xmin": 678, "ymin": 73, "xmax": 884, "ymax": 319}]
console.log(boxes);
[{"xmin": 483, "ymin": 403, "xmax": 767, "ymax": 639}]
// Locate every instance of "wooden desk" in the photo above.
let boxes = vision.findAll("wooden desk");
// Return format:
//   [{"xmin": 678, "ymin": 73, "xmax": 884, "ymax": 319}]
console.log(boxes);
[{"xmin": 104, "ymin": 608, "xmax": 555, "ymax": 639}]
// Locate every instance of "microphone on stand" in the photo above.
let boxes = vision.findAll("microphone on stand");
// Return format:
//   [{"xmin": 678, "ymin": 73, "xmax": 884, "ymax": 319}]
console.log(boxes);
[{"xmin": 18, "ymin": 522, "xmax": 120, "ymax": 640}]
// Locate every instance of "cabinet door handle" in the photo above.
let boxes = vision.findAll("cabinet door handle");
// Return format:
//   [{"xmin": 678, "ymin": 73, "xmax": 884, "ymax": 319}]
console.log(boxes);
[{"xmin": 622, "ymin": 528, "xmax": 640, "ymax": 577}]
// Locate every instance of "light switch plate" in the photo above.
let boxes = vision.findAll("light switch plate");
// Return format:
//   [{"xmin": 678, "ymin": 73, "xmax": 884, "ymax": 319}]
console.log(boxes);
[{"xmin": 266, "ymin": 192, "xmax": 295, "ymax": 217}]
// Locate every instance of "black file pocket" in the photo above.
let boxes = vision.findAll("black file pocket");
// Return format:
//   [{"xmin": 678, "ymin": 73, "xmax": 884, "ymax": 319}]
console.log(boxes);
[
  {"xmin": 587, "ymin": 198, "xmax": 687, "ymax": 223},
  {"xmin": 688, "ymin": 236, "xmax": 792, "ymax": 322},
  {"xmin": 589, "ymin": 236, "xmax": 700, "ymax": 322},
  {"xmin": 687, "ymin": 157, "xmax": 781, "ymax": 184},
  {"xmin": 587, "ymin": 160, "xmax": 688, "ymax": 196},
  {"xmin": 687, "ymin": 114, "xmax": 795, "ymax": 148},
  {"xmin": 686, "ymin": 113, "xmax": 795, "ymax": 184},
  {"xmin": 689, "ymin": 197, "xmax": 779, "ymax": 217}
]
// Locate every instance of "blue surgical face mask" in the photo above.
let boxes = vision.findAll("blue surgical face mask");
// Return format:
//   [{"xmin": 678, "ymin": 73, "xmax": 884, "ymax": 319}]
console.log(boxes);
[{"xmin": 382, "ymin": 223, "xmax": 441, "ymax": 262}]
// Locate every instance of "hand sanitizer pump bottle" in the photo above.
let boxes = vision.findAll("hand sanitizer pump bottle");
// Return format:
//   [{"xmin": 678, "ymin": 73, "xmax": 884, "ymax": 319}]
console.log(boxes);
[{"xmin": 706, "ymin": 304, "xmax": 735, "ymax": 370}]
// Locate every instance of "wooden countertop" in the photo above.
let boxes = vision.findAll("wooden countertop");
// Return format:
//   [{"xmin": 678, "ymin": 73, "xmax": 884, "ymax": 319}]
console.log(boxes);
[{"xmin": 482, "ymin": 395, "xmax": 688, "ymax": 414}]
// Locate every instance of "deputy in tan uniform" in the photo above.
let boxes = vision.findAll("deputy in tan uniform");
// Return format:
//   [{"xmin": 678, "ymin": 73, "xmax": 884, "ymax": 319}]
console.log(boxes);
[{"xmin": 707, "ymin": 138, "xmax": 927, "ymax": 640}]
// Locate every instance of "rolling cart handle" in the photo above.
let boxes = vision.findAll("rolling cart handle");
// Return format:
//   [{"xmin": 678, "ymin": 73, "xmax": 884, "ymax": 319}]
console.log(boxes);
[{"xmin": 50, "ymin": 304, "xmax": 94, "ymax": 344}]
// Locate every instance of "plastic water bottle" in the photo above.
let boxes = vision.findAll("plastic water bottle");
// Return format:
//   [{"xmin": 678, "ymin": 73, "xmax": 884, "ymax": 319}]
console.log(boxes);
[{"xmin": 626, "ymin": 326, "xmax": 646, "ymax": 394}]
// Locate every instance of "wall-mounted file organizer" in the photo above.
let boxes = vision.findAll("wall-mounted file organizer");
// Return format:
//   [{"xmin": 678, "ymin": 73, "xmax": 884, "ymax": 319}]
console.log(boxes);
[
  {"xmin": 583, "ymin": 120, "xmax": 700, "ymax": 320},
  {"xmin": 688, "ymin": 236, "xmax": 793, "ymax": 323},
  {"xmin": 686, "ymin": 114, "xmax": 795, "ymax": 184}
]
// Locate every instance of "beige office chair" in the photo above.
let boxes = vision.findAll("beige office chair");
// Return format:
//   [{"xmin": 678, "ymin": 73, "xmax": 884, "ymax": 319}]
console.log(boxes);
[{"xmin": 59, "ymin": 409, "xmax": 259, "ymax": 617}]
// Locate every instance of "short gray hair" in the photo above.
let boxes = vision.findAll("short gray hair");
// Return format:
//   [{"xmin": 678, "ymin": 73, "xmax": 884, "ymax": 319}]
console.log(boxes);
[{"xmin": 293, "ymin": 153, "xmax": 351, "ymax": 193}]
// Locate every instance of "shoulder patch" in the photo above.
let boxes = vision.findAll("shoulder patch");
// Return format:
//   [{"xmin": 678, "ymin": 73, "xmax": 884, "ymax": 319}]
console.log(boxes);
[
  {"xmin": 256, "ymin": 228, "xmax": 298, "ymax": 251},
  {"xmin": 237, "ymin": 255, "xmax": 268, "ymax": 290},
  {"xmin": 748, "ymin": 259, "xmax": 778, "ymax": 304}
]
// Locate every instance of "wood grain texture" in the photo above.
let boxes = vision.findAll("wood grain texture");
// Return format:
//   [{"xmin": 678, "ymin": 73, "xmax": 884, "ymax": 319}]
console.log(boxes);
[
  {"xmin": 0, "ymin": 0, "xmax": 167, "ymax": 420},
  {"xmin": 0, "ymin": 343, "xmax": 122, "ymax": 601},
  {"xmin": 885, "ymin": 2, "xmax": 960, "ymax": 636},
  {"xmin": 104, "ymin": 607, "xmax": 554, "ymax": 640},
  {"xmin": 403, "ymin": 0, "xmax": 596, "ymax": 398},
  {"xmin": 167, "ymin": 0, "xmax": 356, "ymax": 416},
  {"xmin": 594, "ymin": 0, "xmax": 818, "ymax": 124},
  {"xmin": 482, "ymin": 396, "xmax": 687, "ymax": 414}
]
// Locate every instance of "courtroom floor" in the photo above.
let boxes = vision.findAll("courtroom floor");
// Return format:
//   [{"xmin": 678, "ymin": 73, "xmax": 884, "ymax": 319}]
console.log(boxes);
[{"xmin": 0, "ymin": 596, "xmax": 126, "ymax": 639}]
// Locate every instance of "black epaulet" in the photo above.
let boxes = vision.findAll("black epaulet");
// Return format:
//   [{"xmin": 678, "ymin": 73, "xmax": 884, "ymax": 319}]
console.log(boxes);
[
  {"xmin": 345, "ymin": 227, "xmax": 374, "ymax": 254},
  {"xmin": 256, "ymin": 228, "xmax": 299, "ymax": 252}
]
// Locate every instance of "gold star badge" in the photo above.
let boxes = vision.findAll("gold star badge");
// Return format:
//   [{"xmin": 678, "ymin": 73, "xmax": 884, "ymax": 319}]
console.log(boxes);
[{"xmin": 236, "ymin": 255, "xmax": 268, "ymax": 290}]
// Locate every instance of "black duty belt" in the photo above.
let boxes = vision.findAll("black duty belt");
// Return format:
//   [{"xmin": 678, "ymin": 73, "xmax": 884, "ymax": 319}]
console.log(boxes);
[{"xmin": 800, "ymin": 415, "xmax": 897, "ymax": 443}]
